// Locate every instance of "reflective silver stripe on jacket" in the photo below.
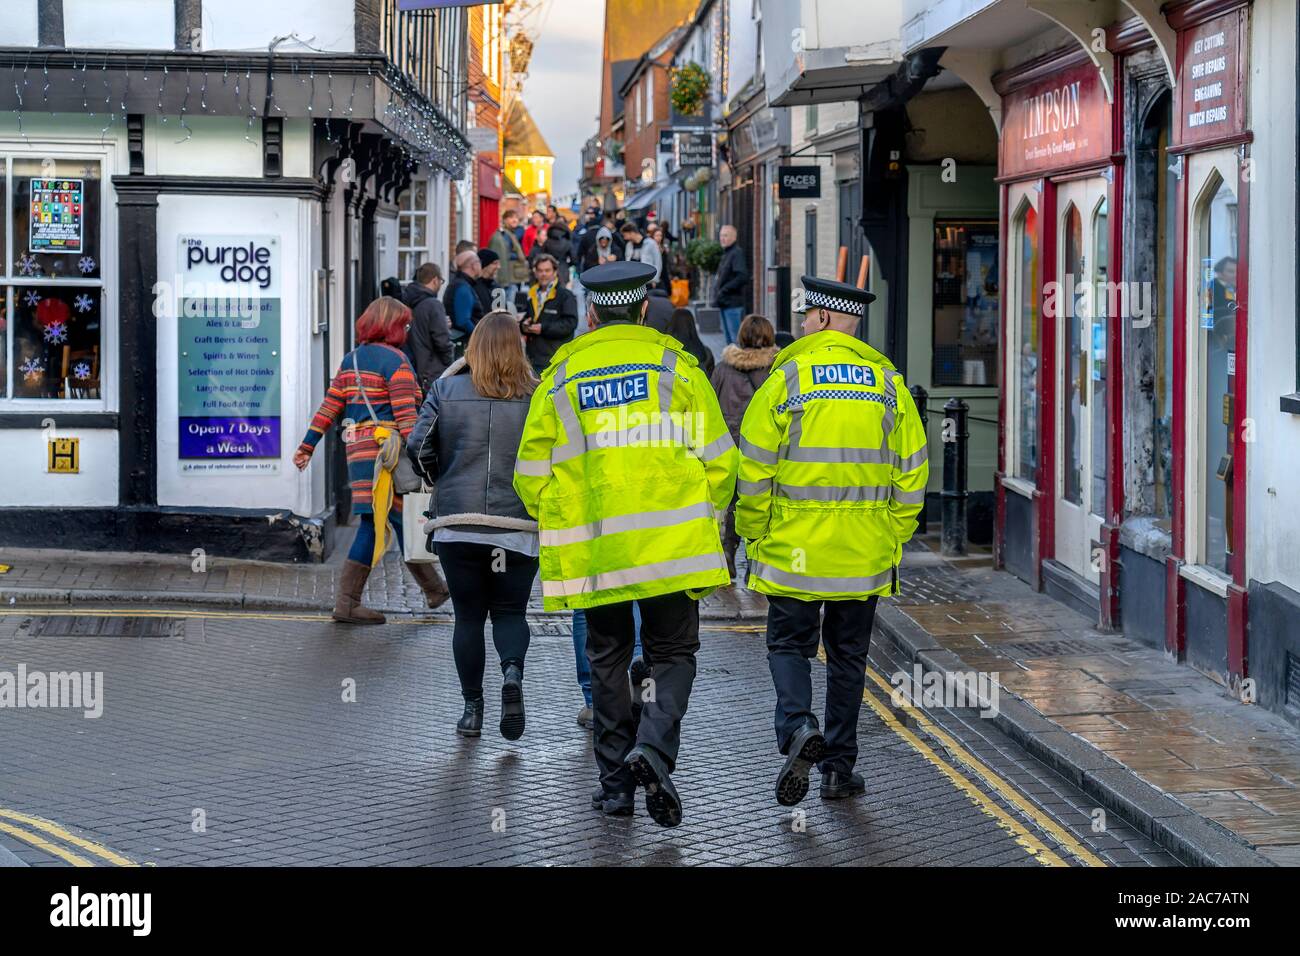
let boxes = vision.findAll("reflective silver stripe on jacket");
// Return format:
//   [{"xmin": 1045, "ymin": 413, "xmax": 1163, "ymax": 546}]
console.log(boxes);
[
  {"xmin": 897, "ymin": 447, "xmax": 928, "ymax": 473},
  {"xmin": 541, "ymin": 552, "xmax": 726, "ymax": 597},
  {"xmin": 658, "ymin": 348, "xmax": 678, "ymax": 411},
  {"xmin": 891, "ymin": 487, "xmax": 926, "ymax": 505},
  {"xmin": 550, "ymin": 360, "xmax": 589, "ymax": 464},
  {"xmin": 748, "ymin": 560, "xmax": 894, "ymax": 593},
  {"xmin": 739, "ymin": 436, "xmax": 779, "ymax": 465},
  {"xmin": 781, "ymin": 444, "xmax": 895, "ymax": 465},
  {"xmin": 774, "ymin": 483, "xmax": 892, "ymax": 502},
  {"xmin": 514, "ymin": 457, "xmax": 553, "ymax": 477},
  {"xmin": 539, "ymin": 500, "xmax": 716, "ymax": 547},
  {"xmin": 692, "ymin": 431, "xmax": 735, "ymax": 461},
  {"xmin": 736, "ymin": 477, "xmax": 772, "ymax": 497}
]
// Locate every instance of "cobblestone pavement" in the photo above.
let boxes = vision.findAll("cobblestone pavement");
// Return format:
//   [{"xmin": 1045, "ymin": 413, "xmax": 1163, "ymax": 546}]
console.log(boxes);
[
  {"xmin": 885, "ymin": 539, "xmax": 1300, "ymax": 866},
  {"xmin": 0, "ymin": 604, "xmax": 1176, "ymax": 867}
]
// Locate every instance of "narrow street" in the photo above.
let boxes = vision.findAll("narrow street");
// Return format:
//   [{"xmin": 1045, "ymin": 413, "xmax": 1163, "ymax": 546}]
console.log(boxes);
[{"xmin": 0, "ymin": 603, "xmax": 1175, "ymax": 867}]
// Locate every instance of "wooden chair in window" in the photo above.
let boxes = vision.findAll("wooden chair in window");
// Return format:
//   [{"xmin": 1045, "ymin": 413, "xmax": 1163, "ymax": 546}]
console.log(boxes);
[{"xmin": 60, "ymin": 345, "xmax": 100, "ymax": 399}]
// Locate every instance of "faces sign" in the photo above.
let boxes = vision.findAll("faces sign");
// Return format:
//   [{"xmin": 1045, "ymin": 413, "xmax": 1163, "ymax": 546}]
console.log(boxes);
[
  {"xmin": 176, "ymin": 236, "xmax": 282, "ymax": 475},
  {"xmin": 778, "ymin": 166, "xmax": 821, "ymax": 199},
  {"xmin": 1000, "ymin": 62, "xmax": 1110, "ymax": 178}
]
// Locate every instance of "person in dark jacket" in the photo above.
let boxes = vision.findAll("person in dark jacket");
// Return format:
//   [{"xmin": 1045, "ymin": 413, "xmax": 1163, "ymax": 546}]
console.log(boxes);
[
  {"xmin": 515, "ymin": 253, "xmax": 578, "ymax": 373},
  {"xmin": 643, "ymin": 287, "xmax": 675, "ymax": 333},
  {"xmin": 401, "ymin": 263, "xmax": 456, "ymax": 392},
  {"xmin": 666, "ymin": 307, "xmax": 715, "ymax": 379},
  {"xmin": 407, "ymin": 312, "xmax": 540, "ymax": 740},
  {"xmin": 533, "ymin": 222, "xmax": 575, "ymax": 286},
  {"xmin": 709, "ymin": 313, "xmax": 777, "ymax": 578},
  {"xmin": 473, "ymin": 248, "xmax": 503, "ymax": 316},
  {"xmin": 714, "ymin": 224, "xmax": 749, "ymax": 344},
  {"xmin": 443, "ymin": 249, "xmax": 484, "ymax": 339}
]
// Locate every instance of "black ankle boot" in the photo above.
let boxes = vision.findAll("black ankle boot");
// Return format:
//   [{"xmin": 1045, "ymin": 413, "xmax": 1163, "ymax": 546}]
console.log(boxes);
[
  {"xmin": 500, "ymin": 663, "xmax": 525, "ymax": 741},
  {"xmin": 456, "ymin": 698, "xmax": 484, "ymax": 737}
]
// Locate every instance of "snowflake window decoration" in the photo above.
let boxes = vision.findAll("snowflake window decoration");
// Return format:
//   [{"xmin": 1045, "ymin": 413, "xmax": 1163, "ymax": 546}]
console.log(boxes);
[
  {"xmin": 43, "ymin": 321, "xmax": 68, "ymax": 344},
  {"xmin": 74, "ymin": 293, "xmax": 94, "ymax": 313},
  {"xmin": 19, "ymin": 358, "xmax": 43, "ymax": 382},
  {"xmin": 73, "ymin": 361, "xmax": 91, "ymax": 380},
  {"xmin": 77, "ymin": 256, "xmax": 96, "ymax": 275},
  {"xmin": 17, "ymin": 255, "xmax": 39, "ymax": 277},
  {"xmin": 23, "ymin": 290, "xmax": 41, "ymax": 307}
]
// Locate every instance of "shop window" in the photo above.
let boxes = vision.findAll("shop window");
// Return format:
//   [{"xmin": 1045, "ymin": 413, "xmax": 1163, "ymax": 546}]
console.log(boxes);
[
  {"xmin": 2, "ymin": 156, "xmax": 104, "ymax": 403},
  {"xmin": 398, "ymin": 177, "xmax": 431, "ymax": 283},
  {"xmin": 1194, "ymin": 172, "xmax": 1238, "ymax": 575},
  {"xmin": 1062, "ymin": 202, "xmax": 1084, "ymax": 505},
  {"xmin": 1012, "ymin": 200, "xmax": 1039, "ymax": 482},
  {"xmin": 1090, "ymin": 199, "xmax": 1108, "ymax": 519},
  {"xmin": 932, "ymin": 220, "xmax": 998, "ymax": 387}
]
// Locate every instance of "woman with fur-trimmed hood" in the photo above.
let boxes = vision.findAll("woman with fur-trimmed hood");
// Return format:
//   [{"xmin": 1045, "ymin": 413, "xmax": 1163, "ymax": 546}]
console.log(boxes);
[{"xmin": 709, "ymin": 313, "xmax": 779, "ymax": 578}]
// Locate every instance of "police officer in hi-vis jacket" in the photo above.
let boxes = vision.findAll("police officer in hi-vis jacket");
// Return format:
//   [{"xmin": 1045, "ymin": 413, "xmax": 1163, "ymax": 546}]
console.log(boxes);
[
  {"xmin": 737, "ymin": 276, "xmax": 929, "ymax": 806},
  {"xmin": 514, "ymin": 260, "xmax": 737, "ymax": 827}
]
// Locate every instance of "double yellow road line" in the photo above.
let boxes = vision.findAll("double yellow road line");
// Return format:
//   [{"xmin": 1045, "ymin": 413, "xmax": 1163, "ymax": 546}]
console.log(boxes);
[{"xmin": 0, "ymin": 808, "xmax": 136, "ymax": 867}]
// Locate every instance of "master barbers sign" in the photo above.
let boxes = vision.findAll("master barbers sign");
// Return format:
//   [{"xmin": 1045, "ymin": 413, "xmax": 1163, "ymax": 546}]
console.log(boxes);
[
  {"xmin": 778, "ymin": 165, "xmax": 821, "ymax": 198},
  {"xmin": 675, "ymin": 131, "xmax": 714, "ymax": 169}
]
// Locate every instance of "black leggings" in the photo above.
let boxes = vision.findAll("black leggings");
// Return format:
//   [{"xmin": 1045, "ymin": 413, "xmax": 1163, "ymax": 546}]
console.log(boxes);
[{"xmin": 433, "ymin": 540, "xmax": 539, "ymax": 701}]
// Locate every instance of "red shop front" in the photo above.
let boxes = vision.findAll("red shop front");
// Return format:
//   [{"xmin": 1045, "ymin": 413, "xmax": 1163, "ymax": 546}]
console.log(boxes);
[
  {"xmin": 993, "ymin": 52, "xmax": 1119, "ymax": 617},
  {"xmin": 994, "ymin": 1, "xmax": 1253, "ymax": 684}
]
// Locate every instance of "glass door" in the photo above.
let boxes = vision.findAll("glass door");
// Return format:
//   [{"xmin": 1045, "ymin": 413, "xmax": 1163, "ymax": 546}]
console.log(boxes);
[
  {"xmin": 1054, "ymin": 177, "xmax": 1108, "ymax": 582},
  {"xmin": 1184, "ymin": 149, "xmax": 1240, "ymax": 581}
]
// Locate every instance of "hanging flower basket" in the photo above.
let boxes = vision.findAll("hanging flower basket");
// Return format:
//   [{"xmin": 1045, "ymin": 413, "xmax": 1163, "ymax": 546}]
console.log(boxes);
[{"xmin": 670, "ymin": 63, "xmax": 711, "ymax": 118}]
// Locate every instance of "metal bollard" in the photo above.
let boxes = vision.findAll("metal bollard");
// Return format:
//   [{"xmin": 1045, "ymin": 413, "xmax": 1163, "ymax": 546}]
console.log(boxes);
[
  {"xmin": 909, "ymin": 384, "xmax": 929, "ymax": 532},
  {"xmin": 941, "ymin": 397, "xmax": 969, "ymax": 556}
]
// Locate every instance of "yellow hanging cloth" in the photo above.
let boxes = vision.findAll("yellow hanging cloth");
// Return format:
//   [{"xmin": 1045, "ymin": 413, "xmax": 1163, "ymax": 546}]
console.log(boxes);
[{"xmin": 370, "ymin": 425, "xmax": 401, "ymax": 566}]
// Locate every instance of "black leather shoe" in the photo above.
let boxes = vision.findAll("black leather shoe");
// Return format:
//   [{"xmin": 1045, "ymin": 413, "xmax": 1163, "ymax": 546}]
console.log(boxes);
[
  {"xmin": 625, "ymin": 745, "xmax": 682, "ymax": 828},
  {"xmin": 590, "ymin": 787, "xmax": 634, "ymax": 816},
  {"xmin": 820, "ymin": 770, "xmax": 866, "ymax": 800},
  {"xmin": 775, "ymin": 723, "xmax": 826, "ymax": 807},
  {"xmin": 500, "ymin": 664, "xmax": 525, "ymax": 740},
  {"xmin": 456, "ymin": 698, "xmax": 484, "ymax": 737}
]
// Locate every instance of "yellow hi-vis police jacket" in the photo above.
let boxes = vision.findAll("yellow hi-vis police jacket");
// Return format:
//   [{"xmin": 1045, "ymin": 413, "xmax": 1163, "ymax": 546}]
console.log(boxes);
[
  {"xmin": 736, "ymin": 330, "xmax": 929, "ymax": 600},
  {"xmin": 513, "ymin": 323, "xmax": 738, "ymax": 611}
]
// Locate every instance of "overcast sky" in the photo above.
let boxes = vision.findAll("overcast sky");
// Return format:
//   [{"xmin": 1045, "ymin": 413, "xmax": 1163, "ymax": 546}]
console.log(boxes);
[{"xmin": 522, "ymin": 0, "xmax": 605, "ymax": 203}]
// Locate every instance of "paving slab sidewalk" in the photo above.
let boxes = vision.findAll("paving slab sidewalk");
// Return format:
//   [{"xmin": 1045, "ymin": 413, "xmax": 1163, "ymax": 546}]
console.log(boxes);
[
  {"xmin": 0, "ymin": 531, "xmax": 768, "ymax": 621},
  {"xmin": 876, "ymin": 538, "xmax": 1297, "ymax": 867}
]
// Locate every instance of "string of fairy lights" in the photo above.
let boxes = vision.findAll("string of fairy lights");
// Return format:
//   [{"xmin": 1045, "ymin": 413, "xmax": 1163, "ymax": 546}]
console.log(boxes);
[{"xmin": 6, "ymin": 53, "xmax": 471, "ymax": 177}]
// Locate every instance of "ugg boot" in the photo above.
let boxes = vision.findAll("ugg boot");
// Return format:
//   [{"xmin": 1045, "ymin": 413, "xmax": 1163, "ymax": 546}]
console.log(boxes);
[
  {"xmin": 332, "ymin": 559, "xmax": 387, "ymax": 624},
  {"xmin": 406, "ymin": 561, "xmax": 451, "ymax": 609}
]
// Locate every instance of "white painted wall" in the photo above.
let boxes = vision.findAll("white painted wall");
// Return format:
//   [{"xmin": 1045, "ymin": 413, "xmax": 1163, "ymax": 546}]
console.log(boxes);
[
  {"xmin": 0, "ymin": 0, "xmax": 38, "ymax": 47},
  {"xmin": 727, "ymin": 0, "xmax": 759, "ymax": 99},
  {"xmin": 203, "ymin": 0, "xmax": 356, "ymax": 53},
  {"xmin": 148, "ymin": 116, "xmax": 264, "ymax": 178},
  {"xmin": 0, "ymin": 430, "xmax": 119, "ymax": 506},
  {"xmin": 1246, "ymin": 0, "xmax": 1300, "ymax": 589},
  {"xmin": 64, "ymin": 0, "xmax": 174, "ymax": 49},
  {"xmin": 155, "ymin": 194, "xmax": 317, "ymax": 515}
]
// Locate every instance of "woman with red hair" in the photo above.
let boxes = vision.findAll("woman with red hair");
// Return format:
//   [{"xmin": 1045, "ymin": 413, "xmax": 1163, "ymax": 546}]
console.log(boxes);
[{"xmin": 294, "ymin": 296, "xmax": 449, "ymax": 622}]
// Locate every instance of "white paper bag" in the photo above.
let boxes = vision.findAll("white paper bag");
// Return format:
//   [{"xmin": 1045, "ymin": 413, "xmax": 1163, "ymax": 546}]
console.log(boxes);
[{"xmin": 402, "ymin": 491, "xmax": 435, "ymax": 562}]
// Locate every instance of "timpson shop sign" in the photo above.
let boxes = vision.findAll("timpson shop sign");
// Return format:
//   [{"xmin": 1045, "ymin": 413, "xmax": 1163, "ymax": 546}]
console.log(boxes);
[{"xmin": 1000, "ymin": 62, "xmax": 1111, "ymax": 178}]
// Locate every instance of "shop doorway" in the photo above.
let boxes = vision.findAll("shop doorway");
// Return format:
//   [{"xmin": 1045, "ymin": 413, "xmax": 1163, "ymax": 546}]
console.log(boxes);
[
  {"xmin": 1054, "ymin": 176, "xmax": 1108, "ymax": 582},
  {"xmin": 1183, "ymin": 149, "xmax": 1240, "ymax": 581}
]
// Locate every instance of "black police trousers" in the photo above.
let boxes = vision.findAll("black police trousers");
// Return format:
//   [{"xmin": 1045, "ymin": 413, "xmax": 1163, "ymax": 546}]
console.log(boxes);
[
  {"xmin": 766, "ymin": 594, "xmax": 879, "ymax": 775},
  {"xmin": 584, "ymin": 590, "xmax": 700, "ymax": 795}
]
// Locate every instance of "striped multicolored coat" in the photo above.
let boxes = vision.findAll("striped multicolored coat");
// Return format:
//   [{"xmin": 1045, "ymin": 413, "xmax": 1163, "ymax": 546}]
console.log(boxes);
[{"xmin": 298, "ymin": 343, "xmax": 421, "ymax": 515}]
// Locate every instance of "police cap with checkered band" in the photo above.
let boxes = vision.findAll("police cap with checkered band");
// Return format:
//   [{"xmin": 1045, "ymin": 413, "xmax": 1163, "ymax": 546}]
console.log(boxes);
[
  {"xmin": 796, "ymin": 275, "xmax": 877, "ymax": 317},
  {"xmin": 580, "ymin": 260, "xmax": 659, "ymax": 308}
]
